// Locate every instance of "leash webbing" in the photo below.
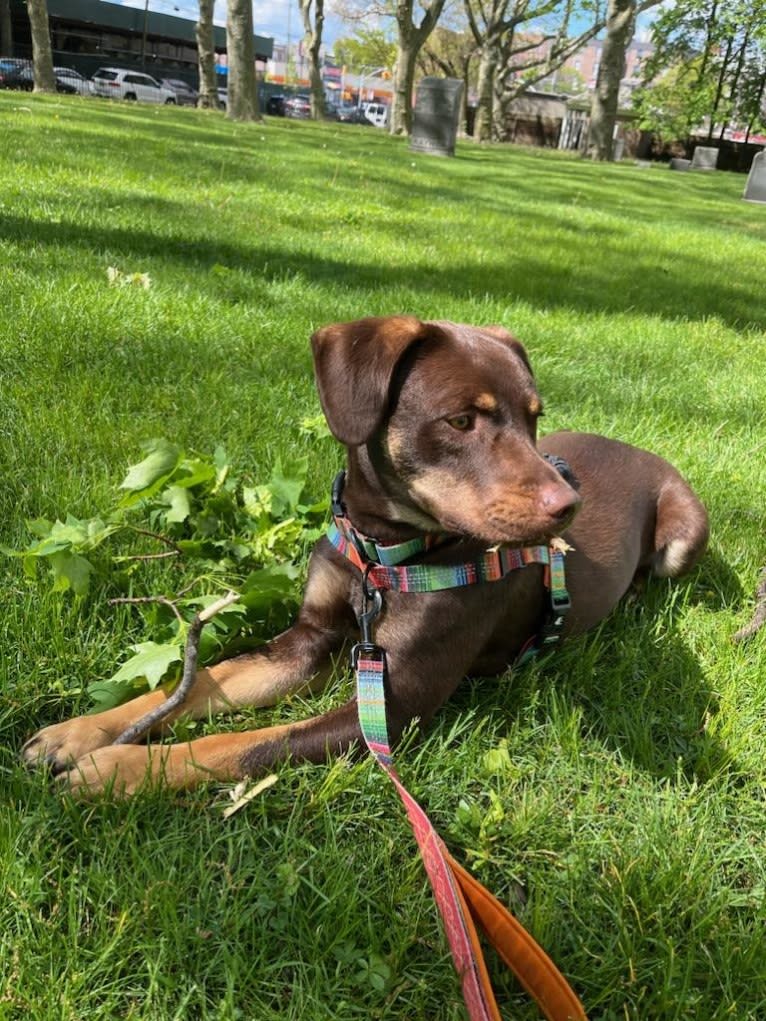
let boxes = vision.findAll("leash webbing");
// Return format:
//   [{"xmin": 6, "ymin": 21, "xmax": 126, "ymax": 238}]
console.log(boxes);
[{"xmin": 356, "ymin": 652, "xmax": 588, "ymax": 1021}]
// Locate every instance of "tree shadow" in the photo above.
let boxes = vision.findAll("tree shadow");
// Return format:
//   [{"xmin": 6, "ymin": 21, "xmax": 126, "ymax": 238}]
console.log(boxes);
[
  {"xmin": 1, "ymin": 200, "xmax": 764, "ymax": 333},
  {"xmin": 445, "ymin": 550, "xmax": 743, "ymax": 784}
]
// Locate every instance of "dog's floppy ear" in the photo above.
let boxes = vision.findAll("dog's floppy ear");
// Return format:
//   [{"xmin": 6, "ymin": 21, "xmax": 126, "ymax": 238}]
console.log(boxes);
[
  {"xmin": 480, "ymin": 325, "xmax": 534, "ymax": 377},
  {"xmin": 311, "ymin": 316, "xmax": 428, "ymax": 446}
]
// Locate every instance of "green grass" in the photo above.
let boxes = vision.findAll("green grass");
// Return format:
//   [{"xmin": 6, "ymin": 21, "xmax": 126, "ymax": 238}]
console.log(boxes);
[{"xmin": 1, "ymin": 91, "xmax": 766, "ymax": 1020}]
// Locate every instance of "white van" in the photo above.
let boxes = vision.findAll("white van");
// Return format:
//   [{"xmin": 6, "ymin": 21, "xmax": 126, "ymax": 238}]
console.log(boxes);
[{"xmin": 362, "ymin": 102, "xmax": 389, "ymax": 128}]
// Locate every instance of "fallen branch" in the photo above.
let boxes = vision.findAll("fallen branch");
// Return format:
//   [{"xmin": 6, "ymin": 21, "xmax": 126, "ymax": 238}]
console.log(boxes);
[
  {"xmin": 109, "ymin": 594, "xmax": 185, "ymax": 626},
  {"xmin": 112, "ymin": 590, "xmax": 240, "ymax": 745},
  {"xmin": 733, "ymin": 567, "xmax": 766, "ymax": 643},
  {"xmin": 121, "ymin": 550, "xmax": 181, "ymax": 562}
]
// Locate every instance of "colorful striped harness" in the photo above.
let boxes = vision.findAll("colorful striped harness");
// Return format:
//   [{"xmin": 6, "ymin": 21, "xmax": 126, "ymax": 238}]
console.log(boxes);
[
  {"xmin": 327, "ymin": 468, "xmax": 571, "ymax": 658},
  {"xmin": 326, "ymin": 470, "xmax": 588, "ymax": 1021}
]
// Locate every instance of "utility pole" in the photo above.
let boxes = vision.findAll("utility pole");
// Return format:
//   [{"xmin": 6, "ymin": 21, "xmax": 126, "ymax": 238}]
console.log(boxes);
[{"xmin": 141, "ymin": 0, "xmax": 149, "ymax": 72}]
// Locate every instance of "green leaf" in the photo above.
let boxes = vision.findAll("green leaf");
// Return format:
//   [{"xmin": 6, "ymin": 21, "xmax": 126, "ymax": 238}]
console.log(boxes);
[
  {"xmin": 240, "ymin": 563, "xmax": 300, "ymax": 612},
  {"xmin": 26, "ymin": 517, "xmax": 53, "ymax": 538},
  {"xmin": 48, "ymin": 551, "xmax": 93, "ymax": 596},
  {"xmin": 120, "ymin": 438, "xmax": 181, "ymax": 494},
  {"xmin": 88, "ymin": 676, "xmax": 146, "ymax": 710},
  {"xmin": 109, "ymin": 640, "xmax": 183, "ymax": 690},
  {"xmin": 172, "ymin": 458, "xmax": 217, "ymax": 489},
  {"xmin": 162, "ymin": 485, "xmax": 191, "ymax": 524},
  {"xmin": 269, "ymin": 455, "xmax": 308, "ymax": 517},
  {"xmin": 299, "ymin": 414, "xmax": 332, "ymax": 440},
  {"xmin": 213, "ymin": 445, "xmax": 229, "ymax": 490}
]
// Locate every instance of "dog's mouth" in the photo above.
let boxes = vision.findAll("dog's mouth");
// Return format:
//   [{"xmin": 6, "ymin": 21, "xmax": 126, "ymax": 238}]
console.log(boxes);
[
  {"xmin": 437, "ymin": 509, "xmax": 578, "ymax": 547},
  {"xmin": 407, "ymin": 478, "xmax": 580, "ymax": 548}
]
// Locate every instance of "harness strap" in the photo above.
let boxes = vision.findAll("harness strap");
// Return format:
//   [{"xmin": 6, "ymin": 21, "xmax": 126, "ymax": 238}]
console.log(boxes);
[
  {"xmin": 329, "ymin": 519, "xmax": 553, "ymax": 592},
  {"xmin": 356, "ymin": 654, "xmax": 588, "ymax": 1021}
]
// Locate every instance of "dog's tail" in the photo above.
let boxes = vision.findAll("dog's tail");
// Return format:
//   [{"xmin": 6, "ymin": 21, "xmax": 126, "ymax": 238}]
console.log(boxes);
[{"xmin": 651, "ymin": 474, "xmax": 710, "ymax": 578}]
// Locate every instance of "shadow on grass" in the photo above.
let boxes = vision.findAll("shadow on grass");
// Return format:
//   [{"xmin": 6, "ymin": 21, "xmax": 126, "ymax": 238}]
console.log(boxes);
[
  {"xmin": 448, "ymin": 551, "xmax": 744, "ymax": 785},
  {"xmin": 1, "ymin": 205, "xmax": 764, "ymax": 333}
]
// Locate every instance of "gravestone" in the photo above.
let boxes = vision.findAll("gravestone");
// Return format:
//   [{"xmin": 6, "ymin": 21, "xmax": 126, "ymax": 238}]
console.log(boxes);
[
  {"xmin": 669, "ymin": 157, "xmax": 691, "ymax": 171},
  {"xmin": 410, "ymin": 77, "xmax": 464, "ymax": 158},
  {"xmin": 690, "ymin": 146, "xmax": 719, "ymax": 170},
  {"xmin": 743, "ymin": 151, "xmax": 766, "ymax": 203}
]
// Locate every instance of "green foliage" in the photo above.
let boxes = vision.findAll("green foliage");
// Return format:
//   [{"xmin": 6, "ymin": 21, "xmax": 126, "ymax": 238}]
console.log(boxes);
[
  {"xmin": 633, "ymin": 58, "xmax": 715, "ymax": 140},
  {"xmin": 333, "ymin": 28, "xmax": 397, "ymax": 73},
  {"xmin": 4, "ymin": 439, "xmax": 329, "ymax": 706},
  {"xmin": 637, "ymin": 0, "xmax": 766, "ymax": 139}
]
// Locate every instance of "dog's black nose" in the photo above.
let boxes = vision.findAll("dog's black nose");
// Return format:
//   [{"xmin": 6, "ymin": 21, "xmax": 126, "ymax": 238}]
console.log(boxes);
[{"xmin": 539, "ymin": 484, "xmax": 580, "ymax": 523}]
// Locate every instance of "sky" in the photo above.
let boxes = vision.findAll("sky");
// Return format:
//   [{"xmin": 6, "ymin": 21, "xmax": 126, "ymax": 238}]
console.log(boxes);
[
  {"xmin": 108, "ymin": 0, "xmax": 348, "ymax": 48},
  {"xmin": 107, "ymin": 0, "xmax": 657, "ymax": 53}
]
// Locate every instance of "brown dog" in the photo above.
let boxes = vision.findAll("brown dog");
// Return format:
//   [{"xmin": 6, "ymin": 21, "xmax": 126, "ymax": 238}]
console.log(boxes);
[{"xmin": 23, "ymin": 316, "xmax": 709, "ymax": 795}]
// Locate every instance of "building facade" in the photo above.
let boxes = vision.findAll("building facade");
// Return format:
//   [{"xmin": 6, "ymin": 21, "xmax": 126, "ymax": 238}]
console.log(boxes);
[{"xmin": 7, "ymin": 0, "xmax": 273, "ymax": 87}]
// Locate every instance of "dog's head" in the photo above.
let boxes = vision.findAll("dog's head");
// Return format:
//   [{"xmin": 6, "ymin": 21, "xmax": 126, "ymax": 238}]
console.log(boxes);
[{"xmin": 311, "ymin": 316, "xmax": 580, "ymax": 545}]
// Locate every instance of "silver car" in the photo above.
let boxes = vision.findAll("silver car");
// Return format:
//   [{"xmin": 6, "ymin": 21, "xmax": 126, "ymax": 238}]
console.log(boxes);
[{"xmin": 92, "ymin": 67, "xmax": 176, "ymax": 104}]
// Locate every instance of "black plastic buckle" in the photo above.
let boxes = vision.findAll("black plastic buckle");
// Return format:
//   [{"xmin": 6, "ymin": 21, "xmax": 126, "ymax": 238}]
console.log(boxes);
[
  {"xmin": 350, "ymin": 641, "xmax": 387, "ymax": 670},
  {"xmin": 550, "ymin": 591, "xmax": 571, "ymax": 613},
  {"xmin": 331, "ymin": 470, "xmax": 347, "ymax": 517}
]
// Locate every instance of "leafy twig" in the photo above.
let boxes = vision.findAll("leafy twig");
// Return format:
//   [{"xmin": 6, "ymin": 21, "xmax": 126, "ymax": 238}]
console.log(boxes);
[
  {"xmin": 124, "ymin": 525, "xmax": 183, "ymax": 553},
  {"xmin": 122, "ymin": 550, "xmax": 181, "ymax": 562},
  {"xmin": 108, "ymin": 594, "xmax": 186, "ymax": 626},
  {"xmin": 112, "ymin": 591, "xmax": 240, "ymax": 745}
]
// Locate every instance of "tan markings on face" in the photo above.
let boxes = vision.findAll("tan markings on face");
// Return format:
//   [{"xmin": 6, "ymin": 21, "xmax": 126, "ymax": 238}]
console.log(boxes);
[
  {"xmin": 409, "ymin": 471, "xmax": 508, "ymax": 530},
  {"xmin": 474, "ymin": 392, "xmax": 498, "ymax": 412},
  {"xmin": 385, "ymin": 424, "xmax": 408, "ymax": 467},
  {"xmin": 527, "ymin": 396, "xmax": 542, "ymax": 417}
]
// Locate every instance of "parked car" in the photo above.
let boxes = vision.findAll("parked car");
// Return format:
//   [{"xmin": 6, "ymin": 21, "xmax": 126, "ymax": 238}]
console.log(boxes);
[
  {"xmin": 0, "ymin": 57, "xmax": 32, "ymax": 90},
  {"xmin": 161, "ymin": 77, "xmax": 198, "ymax": 107},
  {"xmin": 284, "ymin": 94, "xmax": 311, "ymax": 119},
  {"xmin": 54, "ymin": 66, "xmax": 93, "ymax": 95},
  {"xmin": 0, "ymin": 58, "xmax": 77, "ymax": 93},
  {"xmin": 362, "ymin": 101, "xmax": 389, "ymax": 128},
  {"xmin": 92, "ymin": 67, "xmax": 176, "ymax": 104},
  {"xmin": 266, "ymin": 94, "xmax": 285, "ymax": 116},
  {"xmin": 335, "ymin": 104, "xmax": 371, "ymax": 125}
]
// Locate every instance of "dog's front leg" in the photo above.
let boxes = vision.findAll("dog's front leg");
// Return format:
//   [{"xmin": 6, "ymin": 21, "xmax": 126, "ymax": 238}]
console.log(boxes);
[
  {"xmin": 23, "ymin": 553, "xmax": 353, "ymax": 774},
  {"xmin": 61, "ymin": 598, "xmax": 488, "ymax": 797}
]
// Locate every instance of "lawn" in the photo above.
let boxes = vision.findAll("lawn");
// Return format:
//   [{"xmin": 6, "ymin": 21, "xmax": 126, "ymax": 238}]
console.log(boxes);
[{"xmin": 1, "ymin": 91, "xmax": 765, "ymax": 1021}]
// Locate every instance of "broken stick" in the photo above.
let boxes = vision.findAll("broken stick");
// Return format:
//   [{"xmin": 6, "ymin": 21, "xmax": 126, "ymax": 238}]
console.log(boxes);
[{"xmin": 112, "ymin": 590, "xmax": 240, "ymax": 745}]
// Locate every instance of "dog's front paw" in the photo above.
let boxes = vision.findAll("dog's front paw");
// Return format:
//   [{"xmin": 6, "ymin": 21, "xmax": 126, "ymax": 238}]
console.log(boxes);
[
  {"xmin": 57, "ymin": 745, "xmax": 167, "ymax": 798},
  {"xmin": 22, "ymin": 716, "xmax": 119, "ymax": 773}
]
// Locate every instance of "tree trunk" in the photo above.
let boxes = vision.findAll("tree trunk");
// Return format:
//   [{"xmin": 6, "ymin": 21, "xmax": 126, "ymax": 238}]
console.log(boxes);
[
  {"xmin": 719, "ymin": 29, "xmax": 749, "ymax": 142},
  {"xmin": 460, "ymin": 54, "xmax": 471, "ymax": 134},
  {"xmin": 586, "ymin": 0, "xmax": 636, "ymax": 160},
  {"xmin": 299, "ymin": 0, "xmax": 326, "ymax": 119},
  {"xmin": 391, "ymin": 32, "xmax": 417, "ymax": 135},
  {"xmin": 391, "ymin": 0, "xmax": 447, "ymax": 136},
  {"xmin": 0, "ymin": 0, "xmax": 13, "ymax": 57},
  {"xmin": 26, "ymin": 0, "xmax": 56, "ymax": 93},
  {"xmin": 226, "ymin": 0, "xmax": 261, "ymax": 121},
  {"xmin": 707, "ymin": 35, "xmax": 732, "ymax": 141},
  {"xmin": 744, "ymin": 71, "xmax": 766, "ymax": 144},
  {"xmin": 196, "ymin": 0, "xmax": 218, "ymax": 109},
  {"xmin": 474, "ymin": 44, "xmax": 497, "ymax": 141}
]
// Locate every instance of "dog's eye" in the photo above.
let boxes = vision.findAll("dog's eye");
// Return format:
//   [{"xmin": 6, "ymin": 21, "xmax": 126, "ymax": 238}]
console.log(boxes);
[{"xmin": 446, "ymin": 414, "xmax": 473, "ymax": 431}]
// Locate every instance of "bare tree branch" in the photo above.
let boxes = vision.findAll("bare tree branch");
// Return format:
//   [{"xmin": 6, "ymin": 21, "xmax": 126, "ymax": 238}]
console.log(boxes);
[
  {"xmin": 733, "ymin": 569, "xmax": 766, "ymax": 643},
  {"xmin": 112, "ymin": 591, "xmax": 241, "ymax": 746}
]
